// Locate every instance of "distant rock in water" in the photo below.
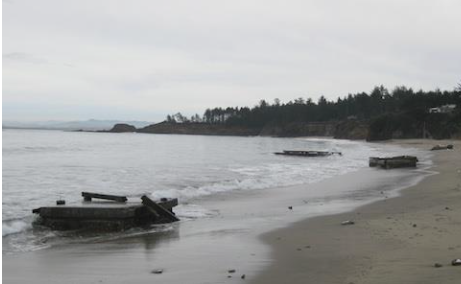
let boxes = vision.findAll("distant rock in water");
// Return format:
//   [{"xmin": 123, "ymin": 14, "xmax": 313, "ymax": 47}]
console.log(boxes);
[{"xmin": 109, "ymin": 123, "xmax": 137, "ymax": 133}]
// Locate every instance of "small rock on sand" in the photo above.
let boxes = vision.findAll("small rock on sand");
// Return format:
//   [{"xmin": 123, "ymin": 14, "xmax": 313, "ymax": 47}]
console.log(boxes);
[
  {"xmin": 434, "ymin": 263, "xmax": 443, "ymax": 268},
  {"xmin": 228, "ymin": 269, "xmax": 236, "ymax": 273},
  {"xmin": 151, "ymin": 269, "xmax": 164, "ymax": 274},
  {"xmin": 341, "ymin": 220, "xmax": 355, "ymax": 225},
  {"xmin": 452, "ymin": 259, "xmax": 461, "ymax": 266}
]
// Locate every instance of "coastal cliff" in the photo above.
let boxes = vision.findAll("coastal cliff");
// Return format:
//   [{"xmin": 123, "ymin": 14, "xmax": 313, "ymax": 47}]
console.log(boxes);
[
  {"xmin": 137, "ymin": 121, "xmax": 340, "ymax": 137},
  {"xmin": 259, "ymin": 122, "xmax": 337, "ymax": 137},
  {"xmin": 334, "ymin": 120, "xmax": 369, "ymax": 140},
  {"xmin": 111, "ymin": 120, "xmax": 369, "ymax": 139},
  {"xmin": 137, "ymin": 122, "xmax": 261, "ymax": 136},
  {"xmin": 366, "ymin": 112, "xmax": 461, "ymax": 141},
  {"xmin": 108, "ymin": 115, "xmax": 460, "ymax": 140}
]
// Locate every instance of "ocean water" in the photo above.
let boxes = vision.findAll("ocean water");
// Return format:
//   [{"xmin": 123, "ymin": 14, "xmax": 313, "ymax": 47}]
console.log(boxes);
[{"xmin": 2, "ymin": 129, "xmax": 429, "ymax": 253}]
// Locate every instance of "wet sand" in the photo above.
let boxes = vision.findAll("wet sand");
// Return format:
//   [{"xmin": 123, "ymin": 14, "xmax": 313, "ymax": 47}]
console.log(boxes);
[{"xmin": 250, "ymin": 139, "xmax": 461, "ymax": 284}]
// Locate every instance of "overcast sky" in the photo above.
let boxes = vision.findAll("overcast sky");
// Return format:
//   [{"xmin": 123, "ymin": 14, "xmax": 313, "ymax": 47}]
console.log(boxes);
[{"xmin": 3, "ymin": 0, "xmax": 461, "ymax": 122}]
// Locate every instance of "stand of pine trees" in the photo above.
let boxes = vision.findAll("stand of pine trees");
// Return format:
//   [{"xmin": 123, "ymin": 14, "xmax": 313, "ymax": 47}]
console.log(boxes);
[{"xmin": 165, "ymin": 85, "xmax": 461, "ymax": 140}]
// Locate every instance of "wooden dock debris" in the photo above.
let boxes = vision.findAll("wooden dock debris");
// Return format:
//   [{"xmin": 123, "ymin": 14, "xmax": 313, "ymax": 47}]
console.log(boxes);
[
  {"xmin": 369, "ymin": 156, "xmax": 418, "ymax": 169},
  {"xmin": 431, "ymin": 144, "xmax": 454, "ymax": 151},
  {"xmin": 141, "ymin": 195, "xmax": 180, "ymax": 222},
  {"xmin": 32, "ymin": 193, "xmax": 179, "ymax": 230},
  {"xmin": 82, "ymin": 192, "xmax": 127, "ymax": 202},
  {"xmin": 368, "ymin": 157, "xmax": 381, "ymax": 167},
  {"xmin": 274, "ymin": 150, "xmax": 342, "ymax": 157}
]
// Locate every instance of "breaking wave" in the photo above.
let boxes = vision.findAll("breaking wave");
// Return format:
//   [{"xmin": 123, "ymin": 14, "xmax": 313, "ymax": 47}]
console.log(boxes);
[{"xmin": 3, "ymin": 219, "xmax": 31, "ymax": 237}]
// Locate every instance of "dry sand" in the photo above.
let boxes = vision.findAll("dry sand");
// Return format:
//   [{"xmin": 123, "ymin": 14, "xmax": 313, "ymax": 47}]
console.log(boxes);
[{"xmin": 250, "ymin": 139, "xmax": 461, "ymax": 284}]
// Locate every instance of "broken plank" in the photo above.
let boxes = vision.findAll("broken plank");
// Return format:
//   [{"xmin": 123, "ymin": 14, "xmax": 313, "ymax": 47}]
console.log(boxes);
[
  {"xmin": 81, "ymin": 192, "xmax": 128, "ymax": 203},
  {"xmin": 141, "ymin": 195, "xmax": 179, "ymax": 222}
]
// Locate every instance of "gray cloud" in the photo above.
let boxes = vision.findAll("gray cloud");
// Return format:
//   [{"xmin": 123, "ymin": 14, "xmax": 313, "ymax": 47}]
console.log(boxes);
[
  {"xmin": 3, "ymin": 0, "xmax": 461, "ymax": 122},
  {"xmin": 3, "ymin": 52, "xmax": 48, "ymax": 64},
  {"xmin": 3, "ymin": 52, "xmax": 29, "ymax": 60}
]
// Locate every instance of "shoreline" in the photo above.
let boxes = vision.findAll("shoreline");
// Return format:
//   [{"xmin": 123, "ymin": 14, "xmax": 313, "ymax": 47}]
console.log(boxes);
[
  {"xmin": 3, "ymin": 139, "xmax": 451, "ymax": 284},
  {"xmin": 250, "ymin": 139, "xmax": 461, "ymax": 284}
]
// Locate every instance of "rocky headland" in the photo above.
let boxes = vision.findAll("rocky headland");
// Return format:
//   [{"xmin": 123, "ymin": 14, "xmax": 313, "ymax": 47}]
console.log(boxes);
[
  {"xmin": 104, "ymin": 115, "xmax": 461, "ymax": 141},
  {"xmin": 106, "ymin": 120, "xmax": 370, "ymax": 140}
]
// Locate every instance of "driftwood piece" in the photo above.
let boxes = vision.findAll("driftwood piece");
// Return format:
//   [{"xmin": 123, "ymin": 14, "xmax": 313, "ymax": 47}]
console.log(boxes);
[
  {"xmin": 82, "ymin": 192, "xmax": 127, "ymax": 203},
  {"xmin": 141, "ymin": 195, "xmax": 180, "ymax": 222}
]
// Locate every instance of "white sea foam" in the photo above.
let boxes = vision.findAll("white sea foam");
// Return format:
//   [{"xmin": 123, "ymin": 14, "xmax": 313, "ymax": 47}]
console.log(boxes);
[
  {"xmin": 149, "ymin": 158, "xmax": 365, "ymax": 202},
  {"xmin": 2, "ymin": 220, "xmax": 30, "ymax": 236},
  {"xmin": 174, "ymin": 204, "xmax": 220, "ymax": 219}
]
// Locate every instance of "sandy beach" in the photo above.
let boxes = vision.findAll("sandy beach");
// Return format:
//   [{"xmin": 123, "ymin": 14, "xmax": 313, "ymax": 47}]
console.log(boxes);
[{"xmin": 251, "ymin": 139, "xmax": 461, "ymax": 284}]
